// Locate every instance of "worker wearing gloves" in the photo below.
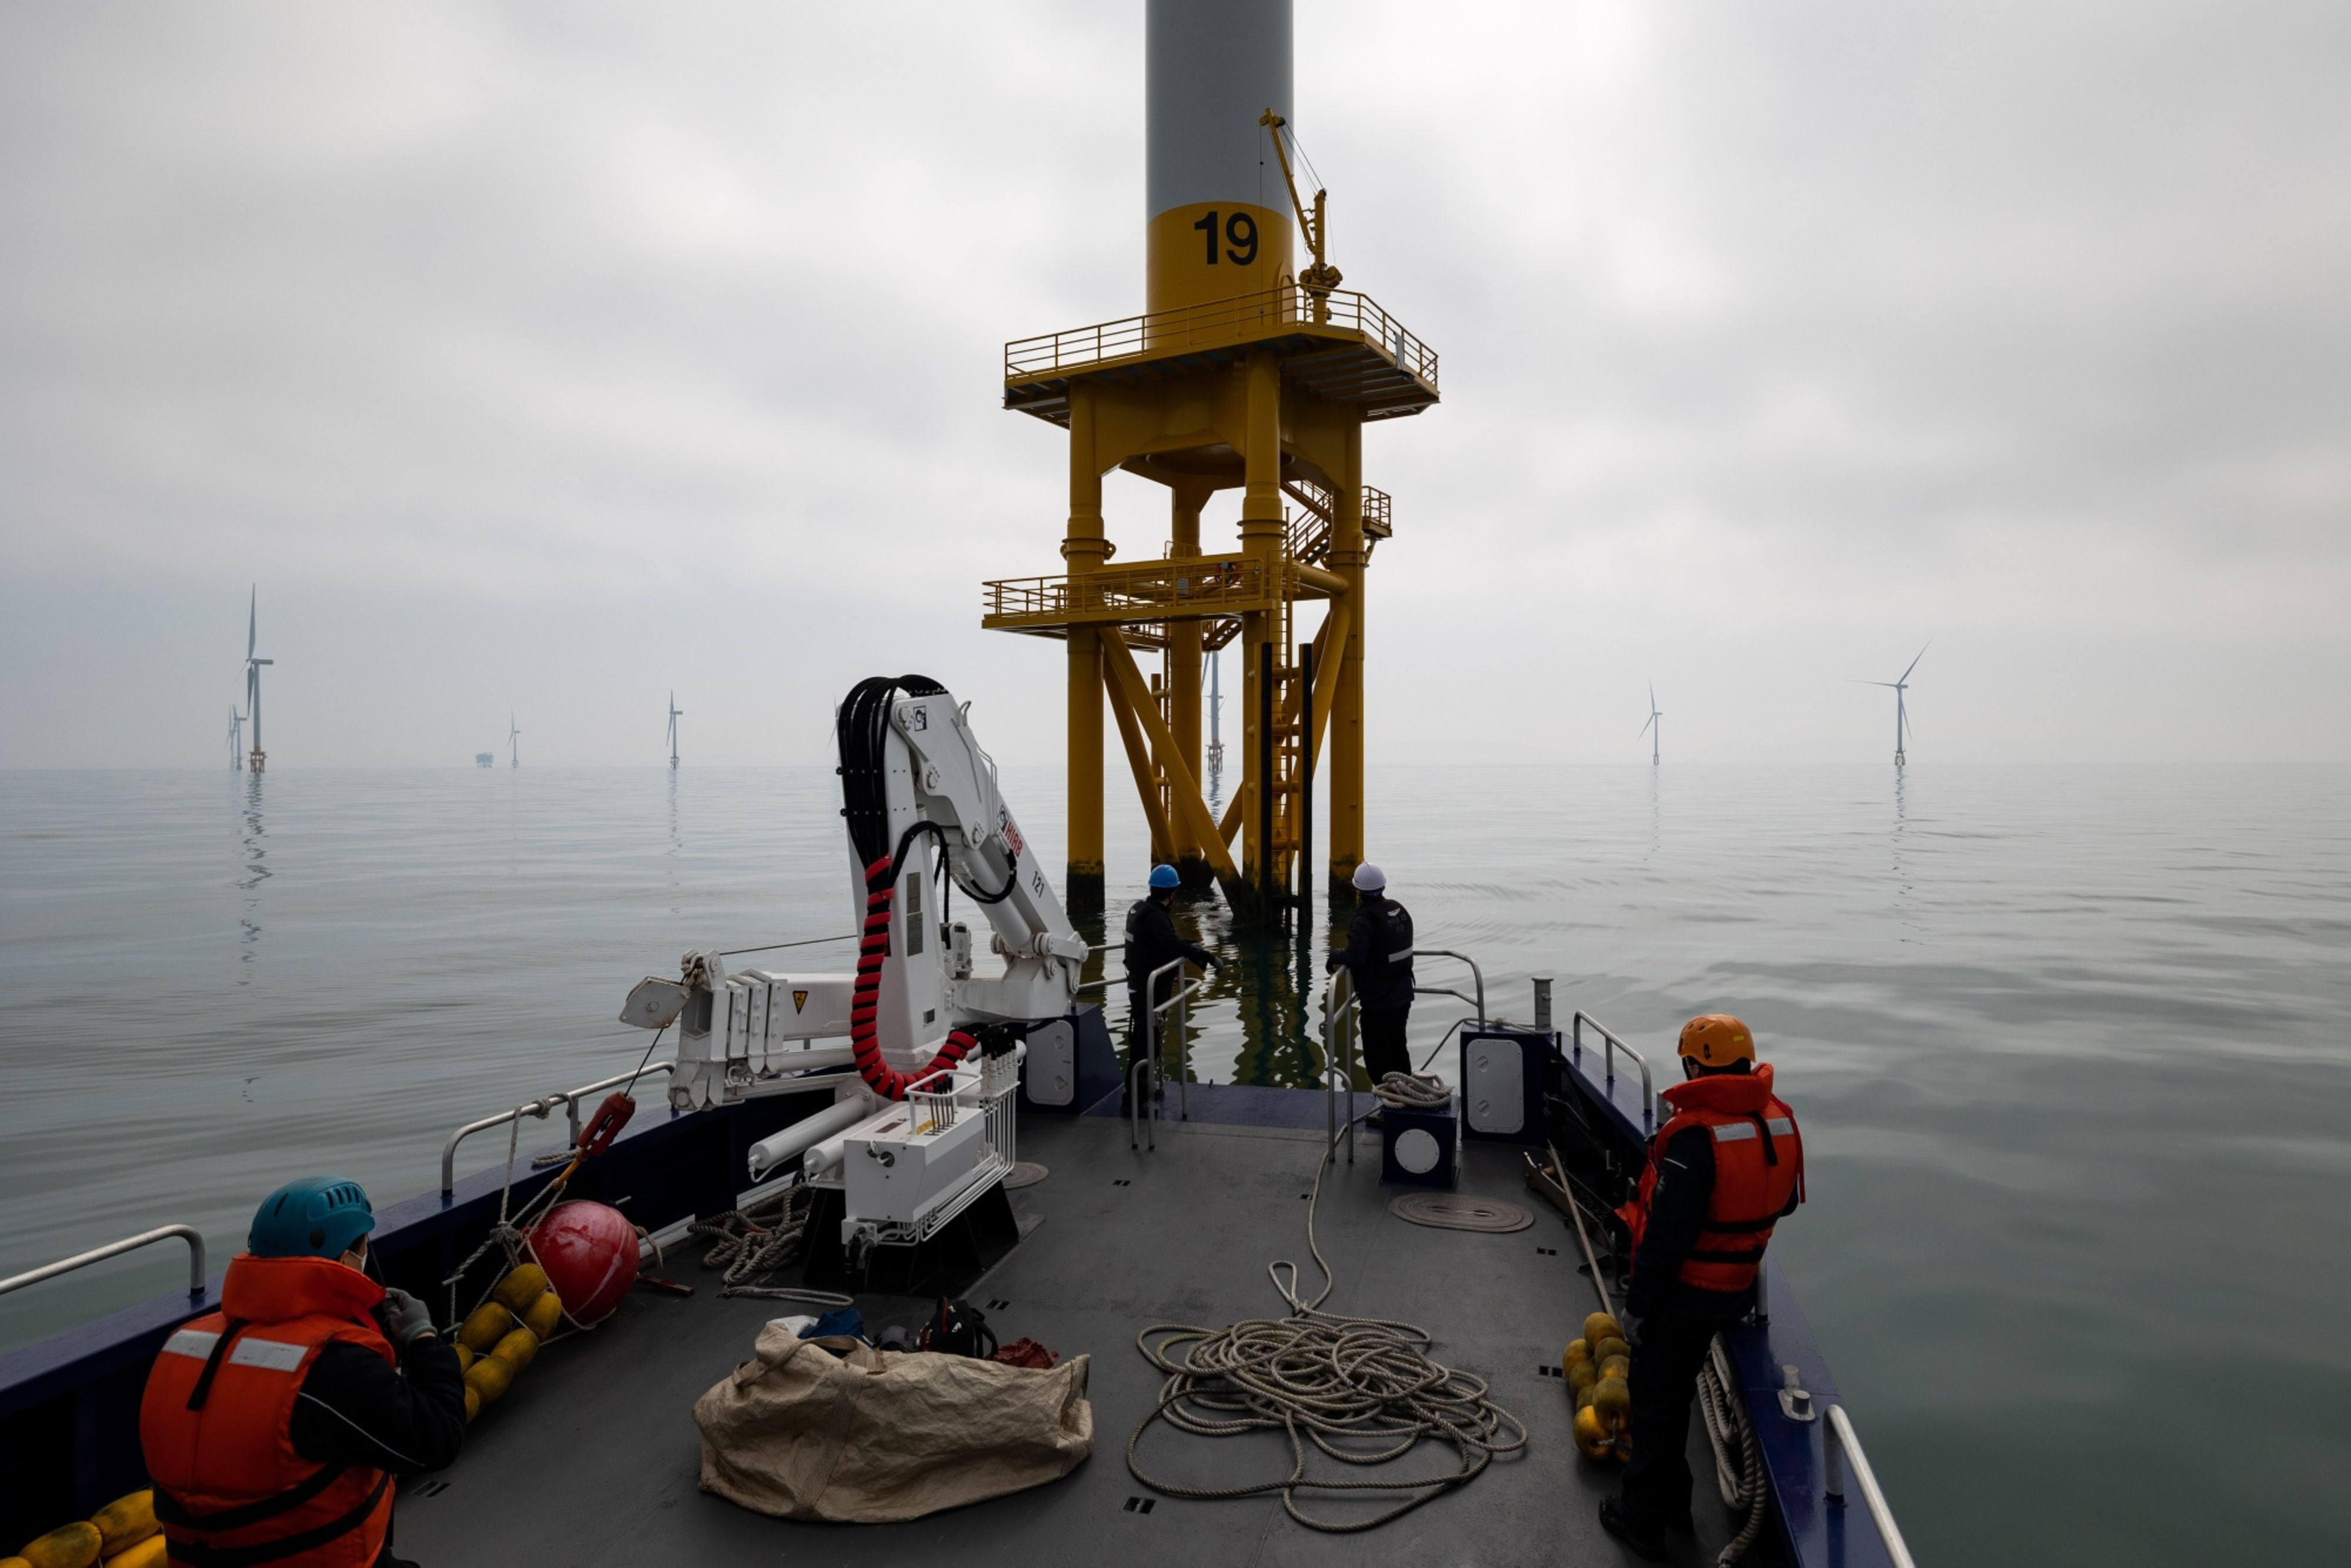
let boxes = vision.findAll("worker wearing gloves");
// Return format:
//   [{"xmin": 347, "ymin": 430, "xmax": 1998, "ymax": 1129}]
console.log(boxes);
[
  {"xmin": 1124, "ymin": 863, "xmax": 1219, "ymax": 1102},
  {"xmin": 1599, "ymin": 1017, "xmax": 1805, "ymax": 1560},
  {"xmin": 141, "ymin": 1177, "xmax": 467, "ymax": 1568},
  {"xmin": 1324, "ymin": 862, "xmax": 1417, "ymax": 1084}
]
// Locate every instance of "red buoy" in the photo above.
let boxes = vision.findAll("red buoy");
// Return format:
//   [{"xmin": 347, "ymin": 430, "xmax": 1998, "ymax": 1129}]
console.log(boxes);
[{"xmin": 528, "ymin": 1200, "xmax": 639, "ymax": 1326}]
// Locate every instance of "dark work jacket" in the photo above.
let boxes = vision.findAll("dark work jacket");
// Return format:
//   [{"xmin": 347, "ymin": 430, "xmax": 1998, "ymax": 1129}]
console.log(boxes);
[
  {"xmin": 1624, "ymin": 1125, "xmax": 1794, "ymax": 1324},
  {"xmin": 286, "ymin": 1333, "xmax": 467, "ymax": 1477},
  {"xmin": 1124, "ymin": 897, "xmax": 1213, "ymax": 1013},
  {"xmin": 1331, "ymin": 895, "xmax": 1415, "ymax": 1013}
]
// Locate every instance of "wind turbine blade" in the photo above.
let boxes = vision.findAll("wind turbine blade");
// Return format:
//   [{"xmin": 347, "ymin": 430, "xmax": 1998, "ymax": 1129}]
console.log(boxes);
[
  {"xmin": 1901, "ymin": 641, "xmax": 1929, "ymax": 683},
  {"xmin": 1639, "ymin": 714, "xmax": 1656, "ymax": 737},
  {"xmin": 247, "ymin": 588, "xmax": 256, "ymax": 659}
]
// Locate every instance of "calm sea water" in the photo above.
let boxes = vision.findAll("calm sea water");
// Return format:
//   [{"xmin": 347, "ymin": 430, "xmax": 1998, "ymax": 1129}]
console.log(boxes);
[{"xmin": 3, "ymin": 764, "xmax": 2346, "ymax": 1564}]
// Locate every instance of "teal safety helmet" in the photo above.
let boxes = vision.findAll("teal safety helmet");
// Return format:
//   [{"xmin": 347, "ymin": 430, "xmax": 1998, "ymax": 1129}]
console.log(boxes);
[
  {"xmin": 249, "ymin": 1176, "xmax": 375, "ymax": 1260},
  {"xmin": 1148, "ymin": 864, "xmax": 1182, "ymax": 890}
]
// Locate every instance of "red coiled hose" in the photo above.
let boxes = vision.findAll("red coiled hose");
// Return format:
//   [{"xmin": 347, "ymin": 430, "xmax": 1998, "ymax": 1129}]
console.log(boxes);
[{"xmin": 849, "ymin": 853, "xmax": 973, "ymax": 1099}]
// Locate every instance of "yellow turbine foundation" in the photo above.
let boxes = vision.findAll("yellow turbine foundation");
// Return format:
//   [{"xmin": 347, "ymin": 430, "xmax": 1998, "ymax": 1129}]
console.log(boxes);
[{"xmin": 988, "ymin": 5, "xmax": 1435, "ymax": 923}]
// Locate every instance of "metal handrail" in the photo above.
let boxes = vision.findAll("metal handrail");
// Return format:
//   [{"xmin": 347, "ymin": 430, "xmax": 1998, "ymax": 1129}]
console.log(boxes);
[
  {"xmin": 1825, "ymin": 1404, "xmax": 1917, "ymax": 1567},
  {"xmin": 1409, "ymin": 949, "xmax": 1485, "ymax": 1023},
  {"xmin": 0, "ymin": 1225, "xmax": 208, "ymax": 1305},
  {"xmin": 1130, "ymin": 958, "xmax": 1208, "ymax": 1151},
  {"xmin": 1004, "ymin": 285, "xmax": 1439, "ymax": 391},
  {"xmin": 440, "ymin": 1062, "xmax": 676, "ymax": 1196},
  {"xmin": 1321, "ymin": 967, "xmax": 1361, "ymax": 1163},
  {"xmin": 1570, "ymin": 1011, "xmax": 1655, "ymax": 1130}
]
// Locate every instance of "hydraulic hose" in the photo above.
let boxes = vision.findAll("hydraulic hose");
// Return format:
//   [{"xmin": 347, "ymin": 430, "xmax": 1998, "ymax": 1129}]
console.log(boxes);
[
  {"xmin": 849, "ymin": 852, "xmax": 973, "ymax": 1100},
  {"xmin": 836, "ymin": 675, "xmax": 973, "ymax": 1101}
]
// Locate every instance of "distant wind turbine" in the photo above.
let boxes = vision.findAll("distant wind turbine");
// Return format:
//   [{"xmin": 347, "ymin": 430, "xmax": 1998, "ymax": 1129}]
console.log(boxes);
[
  {"xmin": 1863, "ymin": 644, "xmax": 1928, "ymax": 765},
  {"xmin": 508, "ymin": 713, "xmax": 521, "ymax": 768},
  {"xmin": 243, "ymin": 589, "xmax": 273, "ymax": 773},
  {"xmin": 227, "ymin": 707, "xmax": 245, "ymax": 770},
  {"xmin": 1639, "ymin": 683, "xmax": 1663, "ymax": 765},
  {"xmin": 667, "ymin": 692, "xmax": 683, "ymax": 768},
  {"xmin": 1206, "ymin": 650, "xmax": 1225, "ymax": 800}
]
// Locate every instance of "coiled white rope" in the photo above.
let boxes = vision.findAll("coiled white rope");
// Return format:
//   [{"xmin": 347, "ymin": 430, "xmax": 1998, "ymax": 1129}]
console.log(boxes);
[
  {"xmin": 1371, "ymin": 1071, "xmax": 1452, "ymax": 1111},
  {"xmin": 1698, "ymin": 1337, "xmax": 1769, "ymax": 1564},
  {"xmin": 1127, "ymin": 1101, "xmax": 1528, "ymax": 1532}
]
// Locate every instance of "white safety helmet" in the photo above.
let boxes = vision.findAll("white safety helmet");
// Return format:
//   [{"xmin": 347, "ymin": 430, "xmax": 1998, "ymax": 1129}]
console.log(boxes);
[{"xmin": 1351, "ymin": 862, "xmax": 1387, "ymax": 893}]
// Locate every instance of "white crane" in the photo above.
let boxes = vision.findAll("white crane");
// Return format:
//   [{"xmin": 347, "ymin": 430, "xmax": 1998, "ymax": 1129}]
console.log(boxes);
[
  {"xmin": 667, "ymin": 692, "xmax": 683, "ymax": 768},
  {"xmin": 620, "ymin": 675, "xmax": 1089, "ymax": 1273},
  {"xmin": 1639, "ymin": 683, "xmax": 1663, "ymax": 765},
  {"xmin": 1865, "ymin": 644, "xmax": 1928, "ymax": 765}
]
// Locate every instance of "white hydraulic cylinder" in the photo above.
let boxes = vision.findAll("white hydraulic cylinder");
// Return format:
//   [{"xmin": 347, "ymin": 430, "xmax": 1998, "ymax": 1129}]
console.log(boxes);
[{"xmin": 746, "ymin": 1091, "xmax": 877, "ymax": 1181}]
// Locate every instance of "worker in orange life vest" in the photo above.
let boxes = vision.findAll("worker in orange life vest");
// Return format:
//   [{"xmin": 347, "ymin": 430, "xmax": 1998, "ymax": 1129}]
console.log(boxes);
[
  {"xmin": 1599, "ymin": 1015, "xmax": 1804, "ymax": 1561},
  {"xmin": 140, "ymin": 1178, "xmax": 466, "ymax": 1568}
]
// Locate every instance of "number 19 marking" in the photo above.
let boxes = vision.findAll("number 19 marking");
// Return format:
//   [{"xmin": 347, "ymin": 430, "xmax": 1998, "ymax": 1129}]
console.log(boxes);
[{"xmin": 1191, "ymin": 209, "xmax": 1259, "ymax": 267}]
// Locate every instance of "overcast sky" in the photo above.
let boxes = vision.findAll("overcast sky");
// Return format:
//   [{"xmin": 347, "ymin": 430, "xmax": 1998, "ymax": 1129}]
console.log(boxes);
[{"xmin": 2, "ymin": 1, "xmax": 2345, "ymax": 768}]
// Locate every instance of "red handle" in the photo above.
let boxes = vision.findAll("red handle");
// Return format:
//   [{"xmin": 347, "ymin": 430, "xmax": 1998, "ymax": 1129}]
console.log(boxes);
[{"xmin": 577, "ymin": 1092, "xmax": 636, "ymax": 1159}]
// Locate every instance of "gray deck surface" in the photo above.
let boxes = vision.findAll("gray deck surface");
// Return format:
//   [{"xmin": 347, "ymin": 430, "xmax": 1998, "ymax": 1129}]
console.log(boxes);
[{"xmin": 398, "ymin": 1101, "xmax": 1748, "ymax": 1567}]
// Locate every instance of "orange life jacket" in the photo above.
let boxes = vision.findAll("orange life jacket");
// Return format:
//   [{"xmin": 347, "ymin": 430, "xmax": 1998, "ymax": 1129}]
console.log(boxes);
[
  {"xmin": 139, "ymin": 1253, "xmax": 396, "ymax": 1568},
  {"xmin": 1618, "ymin": 1062, "xmax": 1804, "ymax": 1295}
]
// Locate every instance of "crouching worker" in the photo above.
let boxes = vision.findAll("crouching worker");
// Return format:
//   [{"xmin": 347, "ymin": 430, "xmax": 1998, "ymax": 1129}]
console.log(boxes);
[
  {"xmin": 141, "ymin": 1177, "xmax": 466, "ymax": 1568},
  {"xmin": 1599, "ymin": 1016, "xmax": 1804, "ymax": 1560}
]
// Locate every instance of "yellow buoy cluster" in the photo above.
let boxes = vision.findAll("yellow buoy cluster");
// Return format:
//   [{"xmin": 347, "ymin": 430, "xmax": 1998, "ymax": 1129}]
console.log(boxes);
[
  {"xmin": 454, "ymin": 1262, "xmax": 564, "ymax": 1423},
  {"xmin": 6, "ymin": 1489, "xmax": 162, "ymax": 1568},
  {"xmin": 1564, "ymin": 1311, "xmax": 1634, "ymax": 1463}
]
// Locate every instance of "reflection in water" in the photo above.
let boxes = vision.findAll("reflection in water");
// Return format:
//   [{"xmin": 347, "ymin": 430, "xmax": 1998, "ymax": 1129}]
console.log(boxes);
[
  {"xmin": 1099, "ymin": 889, "xmax": 1370, "ymax": 1094},
  {"xmin": 665, "ymin": 769, "xmax": 684, "ymax": 917},
  {"xmin": 236, "ymin": 773, "xmax": 269, "ymax": 976}
]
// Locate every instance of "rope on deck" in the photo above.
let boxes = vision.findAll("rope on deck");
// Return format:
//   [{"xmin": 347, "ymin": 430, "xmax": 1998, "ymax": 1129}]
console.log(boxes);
[
  {"xmin": 1124, "ymin": 1075, "xmax": 1530, "ymax": 1532},
  {"xmin": 1699, "ymin": 1339, "xmax": 1768, "ymax": 1564}
]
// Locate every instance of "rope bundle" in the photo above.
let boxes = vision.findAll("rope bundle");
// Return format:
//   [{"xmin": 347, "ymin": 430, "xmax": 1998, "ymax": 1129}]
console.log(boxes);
[
  {"xmin": 1126, "ymin": 1105, "xmax": 1528, "ymax": 1532},
  {"xmin": 689, "ymin": 1184, "xmax": 817, "ymax": 1288},
  {"xmin": 1699, "ymin": 1337, "xmax": 1768, "ymax": 1564},
  {"xmin": 683, "ymin": 1183, "xmax": 853, "ymax": 1309},
  {"xmin": 1371, "ymin": 1071, "xmax": 1452, "ymax": 1111}
]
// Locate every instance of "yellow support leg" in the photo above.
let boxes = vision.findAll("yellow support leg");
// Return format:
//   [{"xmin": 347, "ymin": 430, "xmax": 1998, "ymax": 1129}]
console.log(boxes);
[{"xmin": 1100, "ymin": 631, "xmax": 1243, "ymax": 895}]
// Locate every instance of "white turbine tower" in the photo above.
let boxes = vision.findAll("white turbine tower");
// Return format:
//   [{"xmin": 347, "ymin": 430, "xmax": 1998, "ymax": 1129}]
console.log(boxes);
[
  {"xmin": 1865, "ymin": 644, "xmax": 1928, "ymax": 765},
  {"xmin": 508, "ymin": 713, "xmax": 521, "ymax": 768},
  {"xmin": 227, "ymin": 707, "xmax": 245, "ymax": 770},
  {"xmin": 667, "ymin": 692, "xmax": 683, "ymax": 768},
  {"xmin": 1205, "ymin": 650, "xmax": 1225, "ymax": 800},
  {"xmin": 243, "ymin": 589, "xmax": 273, "ymax": 774},
  {"xmin": 1639, "ymin": 682, "xmax": 1663, "ymax": 765}
]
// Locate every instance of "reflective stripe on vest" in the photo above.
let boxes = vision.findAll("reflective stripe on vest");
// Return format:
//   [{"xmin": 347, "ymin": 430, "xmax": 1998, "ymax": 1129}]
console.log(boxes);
[{"xmin": 1620, "ymin": 1092, "xmax": 1805, "ymax": 1294}]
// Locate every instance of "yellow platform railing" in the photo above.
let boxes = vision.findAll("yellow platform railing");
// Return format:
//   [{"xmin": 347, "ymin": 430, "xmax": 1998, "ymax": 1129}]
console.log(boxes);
[
  {"xmin": 983, "ymin": 555, "xmax": 1278, "ymax": 628},
  {"xmin": 1004, "ymin": 286, "xmax": 1440, "ymax": 392}
]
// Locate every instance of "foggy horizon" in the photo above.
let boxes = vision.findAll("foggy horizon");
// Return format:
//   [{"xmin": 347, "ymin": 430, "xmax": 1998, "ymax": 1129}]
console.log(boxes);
[{"xmin": 4, "ymin": 2, "xmax": 2346, "ymax": 768}]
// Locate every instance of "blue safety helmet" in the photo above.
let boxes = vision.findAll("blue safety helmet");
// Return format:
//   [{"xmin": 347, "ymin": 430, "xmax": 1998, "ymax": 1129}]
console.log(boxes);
[
  {"xmin": 249, "ymin": 1176, "xmax": 375, "ymax": 1261},
  {"xmin": 1148, "ymin": 863, "xmax": 1182, "ymax": 890}
]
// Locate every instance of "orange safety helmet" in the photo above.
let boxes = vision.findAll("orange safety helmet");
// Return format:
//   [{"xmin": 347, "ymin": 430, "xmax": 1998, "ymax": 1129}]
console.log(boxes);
[{"xmin": 1678, "ymin": 1014, "xmax": 1756, "ymax": 1067}]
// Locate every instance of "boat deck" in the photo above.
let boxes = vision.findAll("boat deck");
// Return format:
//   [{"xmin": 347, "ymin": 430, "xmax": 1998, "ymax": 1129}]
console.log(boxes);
[{"xmin": 397, "ymin": 1090, "xmax": 1759, "ymax": 1567}]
